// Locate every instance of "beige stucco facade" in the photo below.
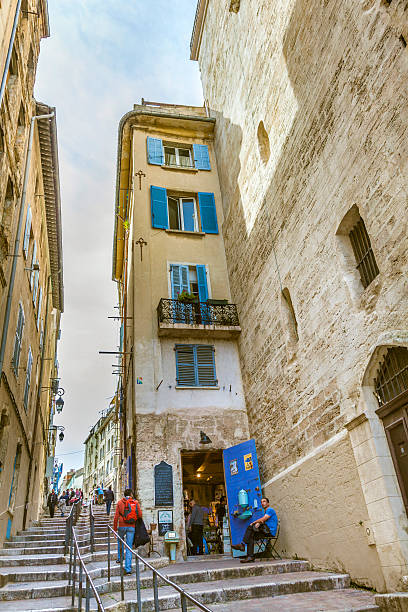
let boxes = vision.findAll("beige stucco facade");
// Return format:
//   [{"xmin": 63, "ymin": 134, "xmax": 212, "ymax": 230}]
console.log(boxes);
[
  {"xmin": 191, "ymin": 0, "xmax": 408, "ymax": 592},
  {"xmin": 83, "ymin": 403, "xmax": 120, "ymax": 502},
  {"xmin": 113, "ymin": 102, "xmax": 249, "ymax": 557},
  {"xmin": 0, "ymin": 1, "xmax": 63, "ymax": 545}
]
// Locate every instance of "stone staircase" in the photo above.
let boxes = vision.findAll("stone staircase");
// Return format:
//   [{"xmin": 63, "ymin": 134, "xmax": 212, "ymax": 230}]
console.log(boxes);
[{"xmin": 0, "ymin": 505, "xmax": 379, "ymax": 611}]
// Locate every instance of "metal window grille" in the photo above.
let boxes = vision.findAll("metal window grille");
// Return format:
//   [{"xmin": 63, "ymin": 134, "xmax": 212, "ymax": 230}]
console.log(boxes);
[
  {"xmin": 374, "ymin": 347, "xmax": 408, "ymax": 406},
  {"xmin": 349, "ymin": 218, "xmax": 379, "ymax": 289}
]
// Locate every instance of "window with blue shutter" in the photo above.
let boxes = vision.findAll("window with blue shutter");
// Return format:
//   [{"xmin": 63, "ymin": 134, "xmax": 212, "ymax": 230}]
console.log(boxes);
[
  {"xmin": 36, "ymin": 288, "xmax": 42, "ymax": 328},
  {"xmin": 147, "ymin": 137, "xmax": 164, "ymax": 165},
  {"xmin": 23, "ymin": 206, "xmax": 31, "ymax": 257},
  {"xmin": 175, "ymin": 344, "xmax": 217, "ymax": 387},
  {"xmin": 170, "ymin": 264, "xmax": 189, "ymax": 299},
  {"xmin": 150, "ymin": 186, "xmax": 168, "ymax": 229},
  {"xmin": 12, "ymin": 303, "xmax": 24, "ymax": 375},
  {"xmin": 196, "ymin": 265, "xmax": 208, "ymax": 302},
  {"xmin": 23, "ymin": 347, "xmax": 33, "ymax": 411},
  {"xmin": 193, "ymin": 144, "xmax": 211, "ymax": 170},
  {"xmin": 198, "ymin": 192, "xmax": 218, "ymax": 234},
  {"xmin": 30, "ymin": 240, "xmax": 37, "ymax": 289}
]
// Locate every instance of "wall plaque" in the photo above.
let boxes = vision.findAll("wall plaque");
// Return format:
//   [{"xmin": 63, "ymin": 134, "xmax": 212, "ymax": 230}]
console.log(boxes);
[
  {"xmin": 154, "ymin": 461, "xmax": 174, "ymax": 507},
  {"xmin": 158, "ymin": 509, "xmax": 174, "ymax": 536}
]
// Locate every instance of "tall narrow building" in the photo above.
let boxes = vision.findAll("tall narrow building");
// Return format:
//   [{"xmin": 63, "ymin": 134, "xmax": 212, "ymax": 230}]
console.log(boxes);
[
  {"xmin": 112, "ymin": 101, "xmax": 249, "ymax": 556},
  {"xmin": 0, "ymin": 1, "xmax": 64, "ymax": 544}
]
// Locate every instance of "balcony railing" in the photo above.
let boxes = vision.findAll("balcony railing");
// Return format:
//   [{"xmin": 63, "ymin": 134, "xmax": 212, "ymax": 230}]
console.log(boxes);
[{"xmin": 158, "ymin": 299, "xmax": 240, "ymax": 327}]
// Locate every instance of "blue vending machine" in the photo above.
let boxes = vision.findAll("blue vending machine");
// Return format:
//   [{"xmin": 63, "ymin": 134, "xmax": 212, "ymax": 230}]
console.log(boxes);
[{"xmin": 223, "ymin": 439, "xmax": 263, "ymax": 557}]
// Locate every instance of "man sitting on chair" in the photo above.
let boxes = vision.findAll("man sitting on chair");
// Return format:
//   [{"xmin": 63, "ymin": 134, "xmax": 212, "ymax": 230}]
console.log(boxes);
[{"xmin": 232, "ymin": 497, "xmax": 277, "ymax": 563}]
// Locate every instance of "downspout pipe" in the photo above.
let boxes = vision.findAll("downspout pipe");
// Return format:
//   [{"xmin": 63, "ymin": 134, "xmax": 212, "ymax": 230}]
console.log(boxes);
[
  {"xmin": 0, "ymin": 112, "xmax": 54, "ymax": 379},
  {"xmin": 0, "ymin": 0, "xmax": 22, "ymax": 109}
]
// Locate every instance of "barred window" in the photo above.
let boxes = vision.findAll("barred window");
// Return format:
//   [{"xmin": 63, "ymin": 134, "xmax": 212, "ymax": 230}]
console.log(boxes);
[
  {"xmin": 175, "ymin": 344, "xmax": 217, "ymax": 387},
  {"xmin": 12, "ymin": 303, "xmax": 25, "ymax": 375},
  {"xmin": 374, "ymin": 347, "xmax": 408, "ymax": 406},
  {"xmin": 349, "ymin": 218, "xmax": 379, "ymax": 289}
]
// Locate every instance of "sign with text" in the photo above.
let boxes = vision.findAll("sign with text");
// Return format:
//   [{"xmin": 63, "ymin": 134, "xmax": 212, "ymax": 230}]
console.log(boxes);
[{"xmin": 154, "ymin": 461, "xmax": 174, "ymax": 507}]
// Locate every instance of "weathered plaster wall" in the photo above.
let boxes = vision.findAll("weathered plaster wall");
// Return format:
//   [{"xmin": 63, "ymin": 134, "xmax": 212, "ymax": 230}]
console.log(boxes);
[
  {"xmin": 135, "ymin": 410, "xmax": 249, "ymax": 558},
  {"xmin": 195, "ymin": 0, "xmax": 408, "ymax": 590}
]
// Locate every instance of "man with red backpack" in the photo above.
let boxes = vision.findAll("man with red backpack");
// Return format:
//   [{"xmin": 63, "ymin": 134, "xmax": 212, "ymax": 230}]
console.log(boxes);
[{"xmin": 113, "ymin": 488, "xmax": 142, "ymax": 574}]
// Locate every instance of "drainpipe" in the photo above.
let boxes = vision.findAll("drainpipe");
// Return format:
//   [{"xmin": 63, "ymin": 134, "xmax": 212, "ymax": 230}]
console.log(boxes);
[
  {"xmin": 0, "ymin": 0, "xmax": 22, "ymax": 109},
  {"xmin": 0, "ymin": 111, "xmax": 54, "ymax": 379}
]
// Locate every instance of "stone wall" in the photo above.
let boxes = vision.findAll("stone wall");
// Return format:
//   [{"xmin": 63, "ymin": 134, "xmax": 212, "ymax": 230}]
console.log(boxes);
[{"xmin": 195, "ymin": 0, "xmax": 408, "ymax": 590}]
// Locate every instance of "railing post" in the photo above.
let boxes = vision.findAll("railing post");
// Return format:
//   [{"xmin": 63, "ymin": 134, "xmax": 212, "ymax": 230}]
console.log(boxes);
[
  {"xmin": 68, "ymin": 530, "xmax": 73, "ymax": 586},
  {"xmin": 78, "ymin": 561, "xmax": 82, "ymax": 612},
  {"xmin": 181, "ymin": 593, "xmax": 188, "ymax": 612},
  {"xmin": 72, "ymin": 544, "xmax": 77, "ymax": 607},
  {"xmin": 85, "ymin": 574, "xmax": 90, "ymax": 612},
  {"xmin": 120, "ymin": 549, "xmax": 124, "ymax": 601},
  {"xmin": 136, "ymin": 556, "xmax": 142, "ymax": 612},
  {"xmin": 107, "ymin": 527, "xmax": 111, "ymax": 582},
  {"xmin": 153, "ymin": 572, "xmax": 159, "ymax": 612}
]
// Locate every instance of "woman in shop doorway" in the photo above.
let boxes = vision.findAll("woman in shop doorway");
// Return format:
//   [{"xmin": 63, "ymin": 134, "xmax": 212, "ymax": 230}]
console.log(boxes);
[{"xmin": 188, "ymin": 499, "xmax": 208, "ymax": 555}]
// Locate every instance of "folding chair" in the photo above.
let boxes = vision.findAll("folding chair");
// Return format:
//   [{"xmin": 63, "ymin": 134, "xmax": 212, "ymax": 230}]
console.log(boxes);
[{"xmin": 255, "ymin": 519, "xmax": 281, "ymax": 559}]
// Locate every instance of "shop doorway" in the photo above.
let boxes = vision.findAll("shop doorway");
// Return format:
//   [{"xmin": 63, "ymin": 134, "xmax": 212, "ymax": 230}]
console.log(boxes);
[{"xmin": 181, "ymin": 450, "xmax": 228, "ymax": 556}]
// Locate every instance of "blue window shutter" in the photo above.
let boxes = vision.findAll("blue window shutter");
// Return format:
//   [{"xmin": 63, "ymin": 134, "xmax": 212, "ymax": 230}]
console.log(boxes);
[
  {"xmin": 193, "ymin": 144, "xmax": 211, "ymax": 170},
  {"xmin": 147, "ymin": 137, "xmax": 164, "ymax": 165},
  {"xmin": 170, "ymin": 265, "xmax": 189, "ymax": 299},
  {"xmin": 23, "ymin": 207, "xmax": 31, "ymax": 257},
  {"xmin": 150, "ymin": 186, "xmax": 168, "ymax": 229},
  {"xmin": 198, "ymin": 192, "xmax": 218, "ymax": 234},
  {"xmin": 196, "ymin": 345, "xmax": 217, "ymax": 386},
  {"xmin": 196, "ymin": 265, "xmax": 208, "ymax": 302},
  {"xmin": 175, "ymin": 345, "xmax": 196, "ymax": 386},
  {"xmin": 182, "ymin": 200, "xmax": 195, "ymax": 232}
]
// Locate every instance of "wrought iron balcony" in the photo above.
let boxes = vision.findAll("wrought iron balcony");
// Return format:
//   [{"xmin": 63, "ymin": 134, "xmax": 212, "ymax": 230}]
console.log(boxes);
[{"xmin": 157, "ymin": 299, "xmax": 241, "ymax": 338}]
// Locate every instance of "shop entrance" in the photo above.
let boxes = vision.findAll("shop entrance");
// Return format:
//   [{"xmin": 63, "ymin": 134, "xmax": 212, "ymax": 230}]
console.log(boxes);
[{"xmin": 181, "ymin": 450, "xmax": 229, "ymax": 556}]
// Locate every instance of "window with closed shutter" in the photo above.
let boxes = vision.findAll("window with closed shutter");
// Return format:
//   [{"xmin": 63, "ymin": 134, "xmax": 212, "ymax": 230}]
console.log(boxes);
[{"xmin": 175, "ymin": 344, "xmax": 217, "ymax": 387}]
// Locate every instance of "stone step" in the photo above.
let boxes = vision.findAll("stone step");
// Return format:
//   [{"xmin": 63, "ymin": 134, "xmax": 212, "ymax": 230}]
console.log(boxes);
[
  {"xmin": 0, "ymin": 555, "xmax": 66, "ymax": 567},
  {"xmin": 169, "ymin": 589, "xmax": 379, "ymax": 611},
  {"xmin": 96, "ymin": 570, "xmax": 351, "ymax": 610},
  {"xmin": 0, "ymin": 568, "xmax": 348, "ymax": 603}
]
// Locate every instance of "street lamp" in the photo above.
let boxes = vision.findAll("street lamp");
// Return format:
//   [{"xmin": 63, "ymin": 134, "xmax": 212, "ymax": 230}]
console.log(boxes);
[
  {"xmin": 55, "ymin": 388, "xmax": 65, "ymax": 414},
  {"xmin": 48, "ymin": 425, "xmax": 65, "ymax": 442}
]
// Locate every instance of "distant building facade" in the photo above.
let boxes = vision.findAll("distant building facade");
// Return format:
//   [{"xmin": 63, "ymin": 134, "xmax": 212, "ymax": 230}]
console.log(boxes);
[
  {"xmin": 112, "ymin": 101, "xmax": 249, "ymax": 557},
  {"xmin": 0, "ymin": 1, "xmax": 64, "ymax": 545},
  {"xmin": 191, "ymin": 0, "xmax": 408, "ymax": 592},
  {"xmin": 83, "ymin": 403, "xmax": 120, "ymax": 500}
]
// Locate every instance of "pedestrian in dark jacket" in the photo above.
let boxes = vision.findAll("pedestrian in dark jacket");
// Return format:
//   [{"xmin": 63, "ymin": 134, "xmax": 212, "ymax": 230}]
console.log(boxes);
[
  {"xmin": 47, "ymin": 490, "xmax": 58, "ymax": 518},
  {"xmin": 104, "ymin": 486, "xmax": 114, "ymax": 515}
]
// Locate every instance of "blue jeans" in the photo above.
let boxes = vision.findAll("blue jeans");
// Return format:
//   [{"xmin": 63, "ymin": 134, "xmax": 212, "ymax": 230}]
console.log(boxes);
[
  {"xmin": 117, "ymin": 526, "xmax": 135, "ymax": 573},
  {"xmin": 106, "ymin": 500, "xmax": 112, "ymax": 515}
]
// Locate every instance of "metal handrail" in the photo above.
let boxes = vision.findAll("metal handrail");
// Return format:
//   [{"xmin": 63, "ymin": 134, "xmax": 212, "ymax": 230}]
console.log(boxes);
[
  {"xmin": 107, "ymin": 525, "xmax": 213, "ymax": 612},
  {"xmin": 69, "ymin": 526, "xmax": 105, "ymax": 611},
  {"xmin": 89, "ymin": 497, "xmax": 95, "ymax": 553},
  {"xmin": 64, "ymin": 498, "xmax": 82, "ymax": 554}
]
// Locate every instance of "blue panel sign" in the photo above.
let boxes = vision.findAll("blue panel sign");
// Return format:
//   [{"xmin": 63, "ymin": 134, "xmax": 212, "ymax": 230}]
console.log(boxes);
[{"xmin": 223, "ymin": 439, "xmax": 263, "ymax": 556}]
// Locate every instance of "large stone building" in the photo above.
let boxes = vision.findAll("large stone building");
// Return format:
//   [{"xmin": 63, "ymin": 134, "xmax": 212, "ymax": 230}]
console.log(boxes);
[
  {"xmin": 190, "ymin": 0, "xmax": 408, "ymax": 592},
  {"xmin": 112, "ymin": 101, "xmax": 249, "ymax": 556},
  {"xmin": 83, "ymin": 401, "xmax": 120, "ymax": 501},
  {"xmin": 0, "ymin": 1, "xmax": 63, "ymax": 545}
]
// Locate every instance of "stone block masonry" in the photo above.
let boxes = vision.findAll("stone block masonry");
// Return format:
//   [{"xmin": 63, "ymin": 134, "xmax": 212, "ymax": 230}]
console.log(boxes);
[{"xmin": 193, "ymin": 0, "xmax": 408, "ymax": 592}]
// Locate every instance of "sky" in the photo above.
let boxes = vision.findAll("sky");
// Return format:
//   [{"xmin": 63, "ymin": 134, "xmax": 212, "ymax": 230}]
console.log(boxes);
[{"xmin": 35, "ymin": 0, "xmax": 203, "ymax": 477}]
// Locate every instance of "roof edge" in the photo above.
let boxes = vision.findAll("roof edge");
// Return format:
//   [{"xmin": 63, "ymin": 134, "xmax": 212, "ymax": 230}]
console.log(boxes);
[{"xmin": 190, "ymin": 0, "xmax": 209, "ymax": 61}]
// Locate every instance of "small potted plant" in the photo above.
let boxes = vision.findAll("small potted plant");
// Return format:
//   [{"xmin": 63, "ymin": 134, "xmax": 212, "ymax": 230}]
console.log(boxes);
[{"xmin": 177, "ymin": 291, "xmax": 197, "ymax": 303}]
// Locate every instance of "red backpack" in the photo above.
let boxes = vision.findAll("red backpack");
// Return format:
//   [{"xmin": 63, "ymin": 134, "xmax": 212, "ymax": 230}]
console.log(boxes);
[{"xmin": 121, "ymin": 498, "xmax": 141, "ymax": 524}]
